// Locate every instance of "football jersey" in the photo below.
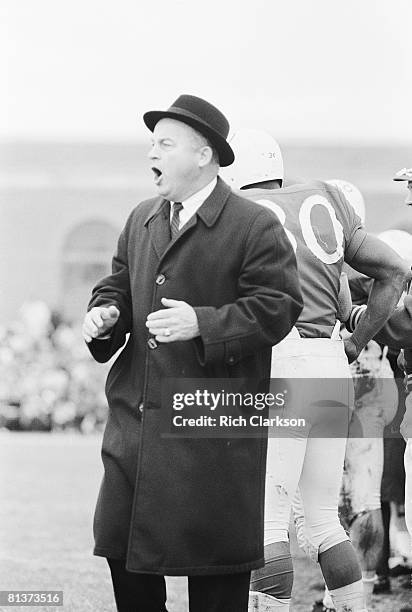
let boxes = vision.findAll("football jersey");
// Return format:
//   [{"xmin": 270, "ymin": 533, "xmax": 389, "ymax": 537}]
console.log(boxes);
[{"xmin": 239, "ymin": 181, "xmax": 366, "ymax": 338}]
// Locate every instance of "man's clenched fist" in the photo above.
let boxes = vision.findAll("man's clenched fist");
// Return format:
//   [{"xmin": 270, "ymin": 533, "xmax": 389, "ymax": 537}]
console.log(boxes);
[{"xmin": 82, "ymin": 305, "xmax": 120, "ymax": 343}]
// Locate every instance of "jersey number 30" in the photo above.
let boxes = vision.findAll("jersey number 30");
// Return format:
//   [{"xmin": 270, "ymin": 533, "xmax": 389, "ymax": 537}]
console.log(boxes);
[{"xmin": 257, "ymin": 195, "xmax": 344, "ymax": 265}]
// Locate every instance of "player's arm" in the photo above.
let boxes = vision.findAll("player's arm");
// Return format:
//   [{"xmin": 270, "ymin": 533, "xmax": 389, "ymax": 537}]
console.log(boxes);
[
  {"xmin": 348, "ymin": 294, "xmax": 412, "ymax": 350},
  {"xmin": 344, "ymin": 233, "xmax": 411, "ymax": 361},
  {"xmin": 374, "ymin": 294, "xmax": 412, "ymax": 348}
]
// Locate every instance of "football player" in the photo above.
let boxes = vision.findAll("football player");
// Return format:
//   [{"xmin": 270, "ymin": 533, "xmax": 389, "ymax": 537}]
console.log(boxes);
[
  {"xmin": 314, "ymin": 185, "xmax": 401, "ymax": 611},
  {"xmin": 346, "ymin": 170, "xmax": 412, "ymax": 604},
  {"xmin": 221, "ymin": 131, "xmax": 411, "ymax": 612}
]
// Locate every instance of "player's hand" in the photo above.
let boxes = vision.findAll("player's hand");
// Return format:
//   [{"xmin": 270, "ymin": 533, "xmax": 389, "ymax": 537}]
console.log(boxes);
[
  {"xmin": 146, "ymin": 298, "xmax": 200, "ymax": 342},
  {"xmin": 344, "ymin": 336, "xmax": 359, "ymax": 364},
  {"xmin": 400, "ymin": 393, "xmax": 412, "ymax": 442},
  {"xmin": 82, "ymin": 305, "xmax": 120, "ymax": 343}
]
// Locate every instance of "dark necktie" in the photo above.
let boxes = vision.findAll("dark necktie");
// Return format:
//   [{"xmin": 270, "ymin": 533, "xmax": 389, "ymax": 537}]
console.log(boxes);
[{"xmin": 170, "ymin": 202, "xmax": 183, "ymax": 239}]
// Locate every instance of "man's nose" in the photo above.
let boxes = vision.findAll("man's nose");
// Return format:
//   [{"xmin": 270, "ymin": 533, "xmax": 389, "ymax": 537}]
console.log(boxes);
[{"xmin": 148, "ymin": 143, "xmax": 160, "ymax": 160}]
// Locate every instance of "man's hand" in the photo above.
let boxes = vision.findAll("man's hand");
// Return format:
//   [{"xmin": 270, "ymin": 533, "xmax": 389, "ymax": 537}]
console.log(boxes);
[
  {"xmin": 400, "ymin": 393, "xmax": 412, "ymax": 442},
  {"xmin": 82, "ymin": 305, "xmax": 120, "ymax": 343},
  {"xmin": 146, "ymin": 298, "xmax": 199, "ymax": 342},
  {"xmin": 344, "ymin": 335, "xmax": 360, "ymax": 364}
]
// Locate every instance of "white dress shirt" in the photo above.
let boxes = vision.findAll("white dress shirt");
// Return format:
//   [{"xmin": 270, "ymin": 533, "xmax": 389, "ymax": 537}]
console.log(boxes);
[{"xmin": 170, "ymin": 177, "xmax": 217, "ymax": 230}]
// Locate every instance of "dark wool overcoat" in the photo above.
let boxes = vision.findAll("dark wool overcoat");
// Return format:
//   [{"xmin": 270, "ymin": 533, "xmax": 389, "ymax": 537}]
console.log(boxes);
[{"xmin": 87, "ymin": 177, "xmax": 302, "ymax": 575}]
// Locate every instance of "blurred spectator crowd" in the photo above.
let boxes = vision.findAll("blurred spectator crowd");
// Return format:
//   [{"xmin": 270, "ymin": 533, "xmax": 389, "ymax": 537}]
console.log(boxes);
[{"xmin": 0, "ymin": 301, "xmax": 110, "ymax": 433}]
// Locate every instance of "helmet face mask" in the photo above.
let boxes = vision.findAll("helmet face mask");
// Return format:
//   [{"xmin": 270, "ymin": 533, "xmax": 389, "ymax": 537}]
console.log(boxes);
[
  {"xmin": 326, "ymin": 179, "xmax": 366, "ymax": 224},
  {"xmin": 220, "ymin": 129, "xmax": 284, "ymax": 190}
]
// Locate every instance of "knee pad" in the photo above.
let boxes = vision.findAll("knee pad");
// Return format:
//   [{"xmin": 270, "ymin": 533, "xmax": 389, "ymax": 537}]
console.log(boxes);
[
  {"xmin": 318, "ymin": 527, "xmax": 351, "ymax": 557},
  {"xmin": 250, "ymin": 542, "xmax": 293, "ymax": 599},
  {"xmin": 294, "ymin": 512, "xmax": 319, "ymax": 563},
  {"xmin": 294, "ymin": 510, "xmax": 348, "ymax": 563}
]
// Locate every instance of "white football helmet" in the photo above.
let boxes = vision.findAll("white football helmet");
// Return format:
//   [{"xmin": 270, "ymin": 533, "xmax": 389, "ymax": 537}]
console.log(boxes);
[
  {"xmin": 220, "ymin": 128, "xmax": 284, "ymax": 190},
  {"xmin": 326, "ymin": 179, "xmax": 366, "ymax": 224},
  {"xmin": 378, "ymin": 229, "xmax": 412, "ymax": 263}
]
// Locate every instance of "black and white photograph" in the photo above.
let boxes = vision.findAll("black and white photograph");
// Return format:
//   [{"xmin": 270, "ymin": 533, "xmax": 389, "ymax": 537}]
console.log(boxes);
[{"xmin": 1, "ymin": 1, "xmax": 412, "ymax": 611}]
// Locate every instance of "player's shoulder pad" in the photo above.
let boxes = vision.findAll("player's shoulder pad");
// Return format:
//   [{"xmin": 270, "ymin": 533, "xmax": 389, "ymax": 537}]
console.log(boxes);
[
  {"xmin": 228, "ymin": 189, "xmax": 282, "ymax": 221},
  {"xmin": 285, "ymin": 179, "xmax": 349, "ymax": 207},
  {"xmin": 276, "ymin": 179, "xmax": 335, "ymax": 194},
  {"xmin": 275, "ymin": 180, "xmax": 342, "ymax": 204}
]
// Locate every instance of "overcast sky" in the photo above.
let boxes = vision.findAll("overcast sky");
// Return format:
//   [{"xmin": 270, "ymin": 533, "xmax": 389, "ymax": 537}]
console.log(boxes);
[{"xmin": 1, "ymin": 0, "xmax": 411, "ymax": 142}]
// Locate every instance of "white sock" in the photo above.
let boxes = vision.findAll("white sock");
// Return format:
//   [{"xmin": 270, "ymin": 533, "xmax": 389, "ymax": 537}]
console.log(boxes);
[
  {"xmin": 328, "ymin": 579, "xmax": 367, "ymax": 612},
  {"xmin": 362, "ymin": 571, "xmax": 376, "ymax": 609},
  {"xmin": 248, "ymin": 590, "xmax": 291, "ymax": 611}
]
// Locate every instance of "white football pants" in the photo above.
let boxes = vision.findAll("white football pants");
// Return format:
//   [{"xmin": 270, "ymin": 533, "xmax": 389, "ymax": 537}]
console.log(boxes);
[{"xmin": 265, "ymin": 335, "xmax": 352, "ymax": 559}]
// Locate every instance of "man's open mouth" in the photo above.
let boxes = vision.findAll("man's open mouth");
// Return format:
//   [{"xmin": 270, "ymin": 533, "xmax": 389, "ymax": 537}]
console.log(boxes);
[{"xmin": 152, "ymin": 167, "xmax": 162, "ymax": 185}]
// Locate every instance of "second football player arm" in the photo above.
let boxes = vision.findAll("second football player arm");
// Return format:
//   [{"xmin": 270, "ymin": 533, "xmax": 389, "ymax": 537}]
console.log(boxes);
[
  {"xmin": 348, "ymin": 294, "xmax": 412, "ymax": 350},
  {"xmin": 344, "ymin": 233, "xmax": 411, "ymax": 361}
]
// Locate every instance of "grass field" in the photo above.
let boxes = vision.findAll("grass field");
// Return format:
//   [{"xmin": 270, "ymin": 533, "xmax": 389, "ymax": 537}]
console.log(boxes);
[{"xmin": 0, "ymin": 432, "xmax": 410, "ymax": 611}]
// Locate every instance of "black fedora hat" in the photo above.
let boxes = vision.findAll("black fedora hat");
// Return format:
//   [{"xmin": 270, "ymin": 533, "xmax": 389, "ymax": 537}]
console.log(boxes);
[{"xmin": 143, "ymin": 94, "xmax": 234, "ymax": 167}]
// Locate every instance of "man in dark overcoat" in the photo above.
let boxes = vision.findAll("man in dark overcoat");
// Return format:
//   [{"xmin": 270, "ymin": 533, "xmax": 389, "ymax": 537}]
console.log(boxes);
[{"xmin": 82, "ymin": 94, "xmax": 303, "ymax": 612}]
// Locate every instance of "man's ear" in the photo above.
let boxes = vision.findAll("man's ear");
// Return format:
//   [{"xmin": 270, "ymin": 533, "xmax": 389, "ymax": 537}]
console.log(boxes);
[{"xmin": 198, "ymin": 145, "xmax": 213, "ymax": 168}]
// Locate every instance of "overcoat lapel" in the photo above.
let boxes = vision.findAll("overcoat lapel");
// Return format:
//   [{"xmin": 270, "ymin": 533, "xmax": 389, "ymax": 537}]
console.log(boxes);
[{"xmin": 145, "ymin": 178, "xmax": 231, "ymax": 262}]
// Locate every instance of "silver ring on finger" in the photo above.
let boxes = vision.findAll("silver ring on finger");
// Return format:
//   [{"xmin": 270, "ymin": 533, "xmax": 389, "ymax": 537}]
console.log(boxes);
[{"xmin": 164, "ymin": 328, "xmax": 171, "ymax": 337}]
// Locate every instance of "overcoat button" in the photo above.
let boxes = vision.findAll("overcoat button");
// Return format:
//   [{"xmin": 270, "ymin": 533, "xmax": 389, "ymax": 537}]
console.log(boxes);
[
  {"xmin": 138, "ymin": 402, "xmax": 144, "ymax": 413},
  {"xmin": 147, "ymin": 338, "xmax": 158, "ymax": 349},
  {"xmin": 156, "ymin": 274, "xmax": 166, "ymax": 285}
]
